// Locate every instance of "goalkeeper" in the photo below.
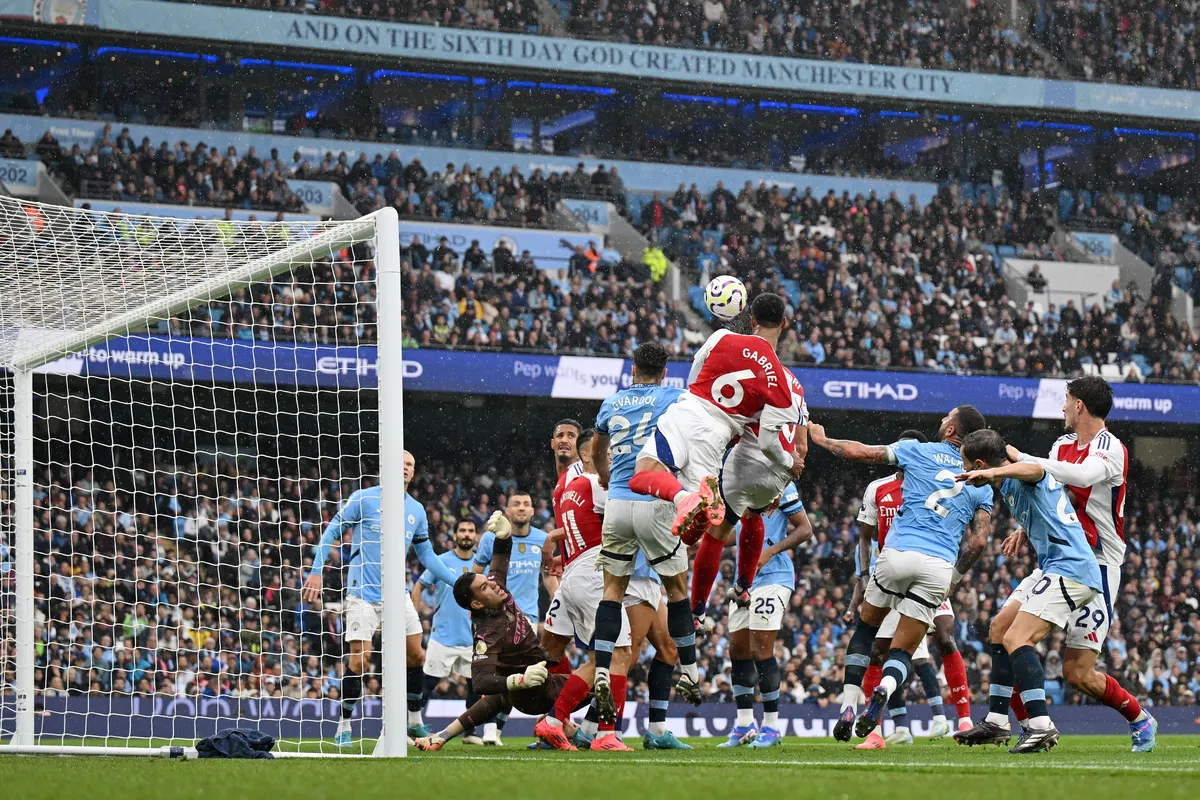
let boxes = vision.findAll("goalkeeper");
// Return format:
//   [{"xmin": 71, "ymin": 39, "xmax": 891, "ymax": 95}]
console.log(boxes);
[{"xmin": 415, "ymin": 511, "xmax": 583, "ymax": 751}]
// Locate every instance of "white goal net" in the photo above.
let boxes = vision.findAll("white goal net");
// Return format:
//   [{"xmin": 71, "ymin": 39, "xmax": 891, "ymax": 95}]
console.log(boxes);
[{"xmin": 0, "ymin": 197, "xmax": 407, "ymax": 757}]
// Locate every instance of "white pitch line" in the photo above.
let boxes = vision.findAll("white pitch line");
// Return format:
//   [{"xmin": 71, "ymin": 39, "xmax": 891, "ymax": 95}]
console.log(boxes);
[{"xmin": 410, "ymin": 754, "xmax": 1200, "ymax": 774}]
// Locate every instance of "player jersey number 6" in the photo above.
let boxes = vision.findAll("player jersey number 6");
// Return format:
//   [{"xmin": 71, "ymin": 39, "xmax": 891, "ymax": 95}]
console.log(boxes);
[{"xmin": 711, "ymin": 369, "xmax": 757, "ymax": 408}]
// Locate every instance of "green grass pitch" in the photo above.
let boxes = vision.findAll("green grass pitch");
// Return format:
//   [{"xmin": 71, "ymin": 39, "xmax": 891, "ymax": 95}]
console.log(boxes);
[{"xmin": 2, "ymin": 736, "xmax": 1197, "ymax": 800}]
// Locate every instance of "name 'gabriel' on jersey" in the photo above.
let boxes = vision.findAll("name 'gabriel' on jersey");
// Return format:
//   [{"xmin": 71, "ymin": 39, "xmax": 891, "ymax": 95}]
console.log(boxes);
[{"xmin": 687, "ymin": 328, "xmax": 796, "ymax": 438}]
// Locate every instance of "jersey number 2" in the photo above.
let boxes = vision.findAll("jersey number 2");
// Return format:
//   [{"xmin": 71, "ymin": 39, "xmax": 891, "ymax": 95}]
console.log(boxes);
[
  {"xmin": 610, "ymin": 411, "xmax": 652, "ymax": 455},
  {"xmin": 924, "ymin": 469, "xmax": 966, "ymax": 519}
]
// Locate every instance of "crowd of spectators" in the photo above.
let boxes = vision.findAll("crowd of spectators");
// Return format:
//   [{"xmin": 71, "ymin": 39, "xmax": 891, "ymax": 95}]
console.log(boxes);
[
  {"xmin": 5, "ymin": 435, "xmax": 1197, "ymax": 712},
  {"xmin": 1031, "ymin": 0, "xmax": 1200, "ymax": 91},
  {"xmin": 161, "ymin": 0, "xmax": 540, "ymax": 33},
  {"xmin": 645, "ymin": 180, "xmax": 1200, "ymax": 381},
  {"xmin": 567, "ymin": 0, "xmax": 1049, "ymax": 78}
]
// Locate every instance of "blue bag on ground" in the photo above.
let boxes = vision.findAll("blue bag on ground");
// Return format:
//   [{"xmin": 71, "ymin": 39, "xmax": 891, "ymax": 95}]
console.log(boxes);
[{"xmin": 196, "ymin": 728, "xmax": 277, "ymax": 759}]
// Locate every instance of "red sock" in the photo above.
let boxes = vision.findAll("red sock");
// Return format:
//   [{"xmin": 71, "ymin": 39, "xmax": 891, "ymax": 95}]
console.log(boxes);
[
  {"xmin": 1009, "ymin": 692, "xmax": 1028, "ymax": 722},
  {"xmin": 628, "ymin": 471, "xmax": 685, "ymax": 504},
  {"xmin": 1102, "ymin": 674, "xmax": 1143, "ymax": 722},
  {"xmin": 690, "ymin": 531, "xmax": 725, "ymax": 614},
  {"xmin": 942, "ymin": 650, "xmax": 971, "ymax": 721},
  {"xmin": 735, "ymin": 512, "xmax": 765, "ymax": 589},
  {"xmin": 552, "ymin": 674, "xmax": 591, "ymax": 723},
  {"xmin": 549, "ymin": 660, "xmax": 573, "ymax": 676},
  {"xmin": 862, "ymin": 665, "xmax": 883, "ymax": 698},
  {"xmin": 599, "ymin": 675, "xmax": 628, "ymax": 732}
]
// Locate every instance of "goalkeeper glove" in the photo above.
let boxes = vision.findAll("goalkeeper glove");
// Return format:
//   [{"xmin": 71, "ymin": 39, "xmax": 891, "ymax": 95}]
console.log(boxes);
[
  {"xmin": 506, "ymin": 661, "xmax": 548, "ymax": 691},
  {"xmin": 487, "ymin": 510, "xmax": 512, "ymax": 540}
]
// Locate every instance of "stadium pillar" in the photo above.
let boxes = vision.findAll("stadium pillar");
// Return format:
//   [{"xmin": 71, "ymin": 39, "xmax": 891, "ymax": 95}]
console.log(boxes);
[
  {"xmin": 374, "ymin": 206, "xmax": 407, "ymax": 758},
  {"xmin": 11, "ymin": 368, "xmax": 34, "ymax": 747}
]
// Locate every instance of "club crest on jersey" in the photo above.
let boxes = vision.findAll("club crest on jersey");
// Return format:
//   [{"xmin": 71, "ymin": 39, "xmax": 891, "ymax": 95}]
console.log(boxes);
[
  {"xmin": 407, "ymin": 514, "xmax": 416, "ymax": 525},
  {"xmin": 474, "ymin": 640, "xmax": 487, "ymax": 655}
]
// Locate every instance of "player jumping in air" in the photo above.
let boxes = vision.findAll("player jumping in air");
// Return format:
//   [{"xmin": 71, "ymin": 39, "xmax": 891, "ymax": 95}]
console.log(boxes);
[
  {"xmin": 471, "ymin": 490, "xmax": 548, "ymax": 745},
  {"xmin": 978, "ymin": 377, "xmax": 1155, "ymax": 752},
  {"xmin": 414, "ymin": 511, "xmax": 584, "ymax": 751},
  {"xmin": 850, "ymin": 429, "xmax": 974, "ymax": 748},
  {"xmin": 953, "ymin": 429, "xmax": 1105, "ymax": 753},
  {"xmin": 303, "ymin": 450, "xmax": 459, "ymax": 748},
  {"xmin": 810, "ymin": 406, "xmax": 993, "ymax": 742},
  {"xmin": 716, "ymin": 484, "xmax": 812, "ymax": 749},
  {"xmin": 691, "ymin": 355, "xmax": 807, "ymax": 633},
  {"xmin": 411, "ymin": 520, "xmax": 481, "ymax": 743}
]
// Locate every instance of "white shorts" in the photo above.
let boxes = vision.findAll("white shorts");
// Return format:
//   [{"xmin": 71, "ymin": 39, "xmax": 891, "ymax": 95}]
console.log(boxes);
[
  {"xmin": 720, "ymin": 439, "xmax": 791, "ymax": 518},
  {"xmin": 637, "ymin": 393, "xmax": 730, "ymax": 492},
  {"xmin": 623, "ymin": 576, "xmax": 663, "ymax": 609},
  {"xmin": 346, "ymin": 595, "xmax": 421, "ymax": 641},
  {"xmin": 424, "ymin": 638, "xmax": 473, "ymax": 679},
  {"xmin": 1007, "ymin": 568, "xmax": 1102, "ymax": 644},
  {"xmin": 863, "ymin": 548, "xmax": 953, "ymax": 627},
  {"xmin": 596, "ymin": 498, "xmax": 686, "ymax": 578},
  {"xmin": 728, "ymin": 584, "xmax": 791, "ymax": 632},
  {"xmin": 544, "ymin": 559, "xmax": 632, "ymax": 648},
  {"xmin": 874, "ymin": 602, "xmax": 949, "ymax": 661}
]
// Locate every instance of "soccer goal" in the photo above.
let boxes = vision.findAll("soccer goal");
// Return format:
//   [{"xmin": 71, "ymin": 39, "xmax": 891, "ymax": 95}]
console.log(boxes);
[{"xmin": 0, "ymin": 197, "xmax": 408, "ymax": 758}]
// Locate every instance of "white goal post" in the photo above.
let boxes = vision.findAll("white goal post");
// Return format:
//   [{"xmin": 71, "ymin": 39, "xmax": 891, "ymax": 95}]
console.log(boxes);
[{"xmin": 0, "ymin": 197, "xmax": 407, "ymax": 757}]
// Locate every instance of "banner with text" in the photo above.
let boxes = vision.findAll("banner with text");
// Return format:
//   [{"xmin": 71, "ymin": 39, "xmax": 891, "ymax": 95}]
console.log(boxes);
[
  {"xmin": 28, "ymin": 337, "xmax": 1198, "ymax": 423},
  {"xmin": 0, "ymin": 157, "xmax": 38, "ymax": 195},
  {"xmin": 5, "ymin": 0, "xmax": 1200, "ymax": 121}
]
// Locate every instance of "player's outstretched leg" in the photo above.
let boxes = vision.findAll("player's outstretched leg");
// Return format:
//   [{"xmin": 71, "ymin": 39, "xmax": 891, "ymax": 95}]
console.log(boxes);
[
  {"xmin": 690, "ymin": 526, "xmax": 727, "ymax": 626},
  {"xmin": 731, "ymin": 512, "xmax": 765, "ymax": 606},
  {"xmin": 461, "ymin": 680, "xmax": 484, "ymax": 745},
  {"xmin": 1006, "ymin": 646, "xmax": 1058, "ymax": 754},
  {"xmin": 835, "ymin": 619, "xmax": 879, "ymax": 741},
  {"xmin": 955, "ymin": 643, "xmax": 1013, "ymax": 747}
]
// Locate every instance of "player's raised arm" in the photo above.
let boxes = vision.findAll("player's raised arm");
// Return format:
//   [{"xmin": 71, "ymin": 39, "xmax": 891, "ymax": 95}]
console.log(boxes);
[
  {"xmin": 410, "ymin": 502, "xmax": 458, "ymax": 586},
  {"xmin": 483, "ymin": 510, "xmax": 513, "ymax": 589},
  {"xmin": 955, "ymin": 459, "xmax": 1045, "ymax": 486},
  {"xmin": 808, "ymin": 422, "xmax": 895, "ymax": 465}
]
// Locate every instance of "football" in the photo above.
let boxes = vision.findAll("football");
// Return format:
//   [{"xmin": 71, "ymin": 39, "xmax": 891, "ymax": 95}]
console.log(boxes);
[{"xmin": 704, "ymin": 276, "xmax": 747, "ymax": 320}]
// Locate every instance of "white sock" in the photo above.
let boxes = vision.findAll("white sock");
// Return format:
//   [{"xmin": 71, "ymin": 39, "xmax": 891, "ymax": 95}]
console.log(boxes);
[
  {"xmin": 1027, "ymin": 715, "xmax": 1052, "ymax": 731},
  {"xmin": 958, "ymin": 717, "xmax": 973, "ymax": 727},
  {"xmin": 841, "ymin": 685, "xmax": 864, "ymax": 712},
  {"xmin": 408, "ymin": 710, "xmax": 423, "ymax": 726},
  {"xmin": 596, "ymin": 667, "xmax": 611, "ymax": 685},
  {"xmin": 649, "ymin": 721, "xmax": 668, "ymax": 736},
  {"xmin": 736, "ymin": 708, "xmax": 754, "ymax": 727},
  {"xmin": 544, "ymin": 716, "xmax": 562, "ymax": 728},
  {"xmin": 581, "ymin": 718, "xmax": 599, "ymax": 737},
  {"xmin": 985, "ymin": 712, "xmax": 1011, "ymax": 728},
  {"xmin": 672, "ymin": 489, "xmax": 689, "ymax": 507},
  {"xmin": 1133, "ymin": 710, "xmax": 1149, "ymax": 723},
  {"xmin": 681, "ymin": 663, "xmax": 699, "ymax": 683},
  {"xmin": 763, "ymin": 711, "xmax": 779, "ymax": 730},
  {"xmin": 879, "ymin": 675, "xmax": 898, "ymax": 699},
  {"xmin": 933, "ymin": 713, "xmax": 947, "ymax": 724},
  {"xmin": 336, "ymin": 718, "xmax": 351, "ymax": 732},
  {"xmin": 482, "ymin": 722, "xmax": 497, "ymax": 739}
]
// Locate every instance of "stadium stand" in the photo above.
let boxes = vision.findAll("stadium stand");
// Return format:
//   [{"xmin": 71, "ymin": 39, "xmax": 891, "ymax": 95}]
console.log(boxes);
[
  {"xmin": 157, "ymin": 0, "xmax": 542, "ymax": 33},
  {"xmin": 16, "ymin": 448, "xmax": 1198, "ymax": 708}
]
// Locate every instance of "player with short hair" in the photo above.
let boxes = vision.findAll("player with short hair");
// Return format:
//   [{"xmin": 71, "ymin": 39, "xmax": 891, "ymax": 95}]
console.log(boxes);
[
  {"xmin": 540, "ymin": 428, "xmax": 635, "ymax": 751},
  {"xmin": 849, "ymin": 430, "xmax": 974, "ymax": 748},
  {"xmin": 810, "ymin": 406, "xmax": 994, "ymax": 742},
  {"xmin": 979, "ymin": 377, "xmax": 1155, "ymax": 752},
  {"xmin": 469, "ymin": 490, "xmax": 547, "ymax": 745},
  {"xmin": 415, "ymin": 512, "xmax": 584, "ymax": 752},
  {"xmin": 954, "ymin": 429, "xmax": 1105, "ymax": 753},
  {"xmin": 303, "ymin": 450, "xmax": 459, "ymax": 748},
  {"xmin": 717, "ymin": 483, "xmax": 812, "ymax": 749},
  {"xmin": 411, "ymin": 520, "xmax": 480, "ymax": 743}
]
